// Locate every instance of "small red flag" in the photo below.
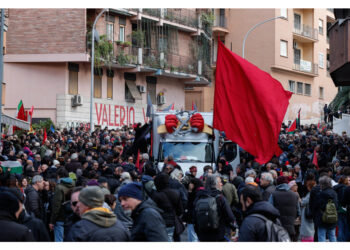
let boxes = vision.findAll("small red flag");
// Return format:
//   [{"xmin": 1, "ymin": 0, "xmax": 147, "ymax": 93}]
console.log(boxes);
[
  {"xmin": 213, "ymin": 40, "xmax": 292, "ymax": 164},
  {"xmin": 135, "ymin": 149, "xmax": 141, "ymax": 174},
  {"xmin": 171, "ymin": 103, "xmax": 175, "ymax": 110},
  {"xmin": 312, "ymin": 148, "xmax": 319, "ymax": 170},
  {"xmin": 287, "ymin": 119, "xmax": 297, "ymax": 133},
  {"xmin": 43, "ymin": 128, "xmax": 47, "ymax": 143},
  {"xmin": 317, "ymin": 121, "xmax": 320, "ymax": 129}
]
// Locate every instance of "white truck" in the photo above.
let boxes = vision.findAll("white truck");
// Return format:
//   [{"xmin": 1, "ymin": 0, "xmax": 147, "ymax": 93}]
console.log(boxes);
[{"xmin": 152, "ymin": 110, "xmax": 240, "ymax": 177}]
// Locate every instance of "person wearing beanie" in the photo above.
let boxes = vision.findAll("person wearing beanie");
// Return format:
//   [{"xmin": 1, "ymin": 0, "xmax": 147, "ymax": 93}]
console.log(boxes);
[
  {"xmin": 66, "ymin": 186, "xmax": 130, "ymax": 242},
  {"xmin": 0, "ymin": 187, "xmax": 35, "ymax": 241},
  {"xmin": 269, "ymin": 175, "xmax": 299, "ymax": 241},
  {"xmin": 118, "ymin": 182, "xmax": 168, "ymax": 242}
]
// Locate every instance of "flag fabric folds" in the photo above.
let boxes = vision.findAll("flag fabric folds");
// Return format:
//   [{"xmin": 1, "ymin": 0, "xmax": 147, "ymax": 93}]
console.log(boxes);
[
  {"xmin": 296, "ymin": 108, "xmax": 301, "ymax": 129},
  {"xmin": 312, "ymin": 148, "xmax": 319, "ymax": 170},
  {"xmin": 213, "ymin": 40, "xmax": 292, "ymax": 164},
  {"xmin": 43, "ymin": 128, "xmax": 47, "ymax": 143},
  {"xmin": 162, "ymin": 103, "xmax": 174, "ymax": 112},
  {"xmin": 192, "ymin": 101, "xmax": 198, "ymax": 111}
]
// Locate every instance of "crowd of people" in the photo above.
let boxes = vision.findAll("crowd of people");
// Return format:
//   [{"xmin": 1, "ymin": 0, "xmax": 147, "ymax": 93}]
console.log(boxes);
[{"xmin": 0, "ymin": 120, "xmax": 350, "ymax": 242}]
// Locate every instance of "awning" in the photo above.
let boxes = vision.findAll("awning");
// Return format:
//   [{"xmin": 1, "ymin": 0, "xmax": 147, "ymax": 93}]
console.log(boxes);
[
  {"xmin": 126, "ymin": 80, "xmax": 142, "ymax": 100},
  {"xmin": 1, "ymin": 114, "xmax": 30, "ymax": 130}
]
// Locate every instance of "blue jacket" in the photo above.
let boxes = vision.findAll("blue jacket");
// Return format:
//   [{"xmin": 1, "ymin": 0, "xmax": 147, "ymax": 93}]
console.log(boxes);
[{"xmin": 238, "ymin": 201, "xmax": 280, "ymax": 242}]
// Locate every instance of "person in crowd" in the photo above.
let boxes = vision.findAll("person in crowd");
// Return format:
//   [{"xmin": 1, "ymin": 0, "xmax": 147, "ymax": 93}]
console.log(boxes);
[
  {"xmin": 259, "ymin": 172, "xmax": 276, "ymax": 201},
  {"xmin": 25, "ymin": 175, "xmax": 45, "ymax": 221},
  {"xmin": 66, "ymin": 186, "xmax": 130, "ymax": 241},
  {"xmin": 315, "ymin": 176, "xmax": 338, "ymax": 242},
  {"xmin": 0, "ymin": 187, "xmax": 35, "ymax": 241},
  {"xmin": 64, "ymin": 186, "xmax": 83, "ymax": 239},
  {"xmin": 270, "ymin": 176, "xmax": 299, "ymax": 241},
  {"xmin": 151, "ymin": 173, "xmax": 183, "ymax": 241},
  {"xmin": 49, "ymin": 168, "xmax": 74, "ymax": 241},
  {"xmin": 238, "ymin": 185, "xmax": 281, "ymax": 241},
  {"xmin": 193, "ymin": 174, "xmax": 235, "ymax": 241},
  {"xmin": 118, "ymin": 182, "xmax": 168, "ymax": 241}
]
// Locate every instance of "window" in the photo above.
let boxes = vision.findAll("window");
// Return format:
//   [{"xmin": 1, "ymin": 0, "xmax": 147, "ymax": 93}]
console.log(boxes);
[
  {"xmin": 294, "ymin": 13, "xmax": 301, "ymax": 30},
  {"xmin": 280, "ymin": 8, "xmax": 287, "ymax": 19},
  {"xmin": 107, "ymin": 23, "xmax": 114, "ymax": 42},
  {"xmin": 146, "ymin": 76, "xmax": 157, "ymax": 104},
  {"xmin": 125, "ymin": 80, "xmax": 142, "ymax": 102},
  {"xmin": 304, "ymin": 83, "xmax": 311, "ymax": 96},
  {"xmin": 294, "ymin": 48, "xmax": 301, "ymax": 64},
  {"xmin": 319, "ymin": 52, "xmax": 324, "ymax": 68},
  {"xmin": 319, "ymin": 87, "xmax": 324, "ymax": 99},
  {"xmin": 119, "ymin": 26, "xmax": 125, "ymax": 42},
  {"xmin": 280, "ymin": 40, "xmax": 287, "ymax": 57},
  {"xmin": 94, "ymin": 75, "xmax": 102, "ymax": 98},
  {"xmin": 107, "ymin": 77, "xmax": 113, "ymax": 99},
  {"xmin": 319, "ymin": 19, "xmax": 323, "ymax": 35},
  {"xmin": 288, "ymin": 80, "xmax": 295, "ymax": 93},
  {"xmin": 68, "ymin": 63, "xmax": 79, "ymax": 95},
  {"xmin": 297, "ymin": 82, "xmax": 303, "ymax": 94}
]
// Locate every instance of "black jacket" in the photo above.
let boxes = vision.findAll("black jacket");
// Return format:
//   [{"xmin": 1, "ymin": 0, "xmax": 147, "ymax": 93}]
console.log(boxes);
[
  {"xmin": 193, "ymin": 188, "xmax": 235, "ymax": 241},
  {"xmin": 66, "ymin": 208, "xmax": 130, "ymax": 242},
  {"xmin": 271, "ymin": 184, "xmax": 299, "ymax": 237},
  {"xmin": 341, "ymin": 186, "xmax": 350, "ymax": 226},
  {"xmin": 0, "ymin": 210, "xmax": 35, "ymax": 242},
  {"xmin": 65, "ymin": 160, "xmax": 81, "ymax": 173},
  {"xmin": 130, "ymin": 198, "xmax": 168, "ymax": 242},
  {"xmin": 261, "ymin": 184, "xmax": 276, "ymax": 201},
  {"xmin": 169, "ymin": 178, "xmax": 188, "ymax": 208},
  {"xmin": 18, "ymin": 211, "xmax": 50, "ymax": 242},
  {"xmin": 151, "ymin": 187, "xmax": 183, "ymax": 227},
  {"xmin": 238, "ymin": 201, "xmax": 280, "ymax": 242},
  {"xmin": 24, "ymin": 185, "xmax": 45, "ymax": 221}
]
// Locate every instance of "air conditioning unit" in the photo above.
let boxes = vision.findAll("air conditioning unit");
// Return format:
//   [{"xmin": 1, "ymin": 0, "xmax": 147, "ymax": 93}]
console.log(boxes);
[
  {"xmin": 293, "ymin": 41, "xmax": 298, "ymax": 49},
  {"xmin": 137, "ymin": 85, "xmax": 146, "ymax": 93},
  {"xmin": 71, "ymin": 94, "xmax": 82, "ymax": 107},
  {"xmin": 157, "ymin": 95, "xmax": 165, "ymax": 105}
]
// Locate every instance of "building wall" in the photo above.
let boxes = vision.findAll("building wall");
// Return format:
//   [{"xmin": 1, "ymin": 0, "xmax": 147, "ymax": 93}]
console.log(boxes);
[
  {"xmin": 6, "ymin": 9, "xmax": 86, "ymax": 54},
  {"xmin": 3, "ymin": 62, "xmax": 67, "ymax": 123}
]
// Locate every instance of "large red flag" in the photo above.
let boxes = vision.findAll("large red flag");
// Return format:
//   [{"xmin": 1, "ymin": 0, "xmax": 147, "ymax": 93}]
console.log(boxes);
[{"xmin": 213, "ymin": 40, "xmax": 292, "ymax": 164}]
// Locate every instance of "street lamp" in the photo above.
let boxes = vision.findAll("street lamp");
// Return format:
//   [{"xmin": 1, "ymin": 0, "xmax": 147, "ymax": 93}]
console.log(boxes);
[
  {"xmin": 90, "ymin": 8, "xmax": 108, "ymax": 133},
  {"xmin": 242, "ymin": 16, "xmax": 284, "ymax": 59},
  {"xmin": 0, "ymin": 9, "xmax": 4, "ymax": 134}
]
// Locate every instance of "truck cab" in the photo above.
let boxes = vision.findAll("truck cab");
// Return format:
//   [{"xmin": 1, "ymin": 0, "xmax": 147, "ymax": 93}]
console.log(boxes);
[{"xmin": 152, "ymin": 110, "xmax": 239, "ymax": 177}]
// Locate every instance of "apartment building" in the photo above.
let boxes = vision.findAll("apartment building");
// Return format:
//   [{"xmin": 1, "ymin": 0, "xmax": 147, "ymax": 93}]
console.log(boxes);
[
  {"xmin": 189, "ymin": 8, "xmax": 337, "ymax": 123},
  {"xmin": 3, "ymin": 8, "xmax": 212, "ymax": 129}
]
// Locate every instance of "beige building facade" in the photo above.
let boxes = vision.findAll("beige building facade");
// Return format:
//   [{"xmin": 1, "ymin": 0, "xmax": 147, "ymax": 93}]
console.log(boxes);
[{"xmin": 186, "ymin": 8, "xmax": 337, "ymax": 124}]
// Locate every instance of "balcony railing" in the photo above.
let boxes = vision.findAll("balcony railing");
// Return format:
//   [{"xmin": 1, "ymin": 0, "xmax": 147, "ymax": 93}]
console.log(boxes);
[
  {"xmin": 165, "ymin": 53, "xmax": 197, "ymax": 74},
  {"xmin": 213, "ymin": 16, "xmax": 227, "ymax": 28},
  {"xmin": 115, "ymin": 44, "xmax": 138, "ymax": 65},
  {"xmin": 293, "ymin": 60, "xmax": 318, "ymax": 75},
  {"xmin": 163, "ymin": 9, "xmax": 198, "ymax": 28},
  {"xmin": 293, "ymin": 24, "xmax": 318, "ymax": 41},
  {"xmin": 142, "ymin": 8, "xmax": 161, "ymax": 18}
]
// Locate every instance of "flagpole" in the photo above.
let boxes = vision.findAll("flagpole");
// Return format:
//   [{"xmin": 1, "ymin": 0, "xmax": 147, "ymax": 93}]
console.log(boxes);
[
  {"xmin": 0, "ymin": 9, "xmax": 4, "ymax": 134},
  {"xmin": 242, "ymin": 16, "xmax": 283, "ymax": 59}
]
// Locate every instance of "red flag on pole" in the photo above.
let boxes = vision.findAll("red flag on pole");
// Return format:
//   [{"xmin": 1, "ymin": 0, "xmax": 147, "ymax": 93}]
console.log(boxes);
[
  {"xmin": 317, "ymin": 121, "xmax": 320, "ymax": 129},
  {"xmin": 287, "ymin": 119, "xmax": 297, "ymax": 133},
  {"xmin": 213, "ymin": 40, "xmax": 292, "ymax": 164},
  {"xmin": 43, "ymin": 128, "xmax": 47, "ymax": 143},
  {"xmin": 171, "ymin": 103, "xmax": 175, "ymax": 110},
  {"xmin": 312, "ymin": 148, "xmax": 319, "ymax": 170},
  {"xmin": 135, "ymin": 149, "xmax": 141, "ymax": 174}
]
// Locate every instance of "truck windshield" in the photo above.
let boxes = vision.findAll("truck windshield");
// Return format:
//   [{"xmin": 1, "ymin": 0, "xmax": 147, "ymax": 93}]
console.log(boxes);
[{"xmin": 159, "ymin": 142, "xmax": 213, "ymax": 162}]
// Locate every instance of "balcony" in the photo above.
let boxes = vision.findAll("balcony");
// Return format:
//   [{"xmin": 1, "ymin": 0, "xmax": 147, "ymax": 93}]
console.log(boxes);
[
  {"xmin": 293, "ymin": 24, "xmax": 318, "ymax": 43},
  {"xmin": 163, "ymin": 9, "xmax": 198, "ymax": 28},
  {"xmin": 293, "ymin": 60, "xmax": 318, "ymax": 75},
  {"xmin": 212, "ymin": 16, "xmax": 229, "ymax": 35},
  {"xmin": 142, "ymin": 8, "xmax": 161, "ymax": 18}
]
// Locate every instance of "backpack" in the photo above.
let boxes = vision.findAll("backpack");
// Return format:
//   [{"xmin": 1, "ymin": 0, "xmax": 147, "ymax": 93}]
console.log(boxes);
[
  {"xmin": 322, "ymin": 199, "xmax": 338, "ymax": 224},
  {"xmin": 250, "ymin": 214, "xmax": 291, "ymax": 242},
  {"xmin": 195, "ymin": 194, "xmax": 221, "ymax": 230}
]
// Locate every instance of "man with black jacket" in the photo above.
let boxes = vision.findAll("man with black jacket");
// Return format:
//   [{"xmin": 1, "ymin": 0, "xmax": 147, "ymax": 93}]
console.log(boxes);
[
  {"xmin": 193, "ymin": 174, "xmax": 235, "ymax": 241},
  {"xmin": 238, "ymin": 185, "xmax": 281, "ymax": 241},
  {"xmin": 151, "ymin": 173, "xmax": 183, "ymax": 241},
  {"xmin": 25, "ymin": 175, "xmax": 45, "ymax": 221}
]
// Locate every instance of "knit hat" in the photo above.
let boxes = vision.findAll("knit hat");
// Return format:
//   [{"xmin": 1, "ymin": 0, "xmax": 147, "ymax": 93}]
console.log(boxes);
[
  {"xmin": 0, "ymin": 187, "xmax": 20, "ymax": 215},
  {"xmin": 118, "ymin": 182, "xmax": 143, "ymax": 201},
  {"xmin": 288, "ymin": 180, "xmax": 297, "ymax": 189},
  {"xmin": 78, "ymin": 186, "xmax": 104, "ymax": 208}
]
